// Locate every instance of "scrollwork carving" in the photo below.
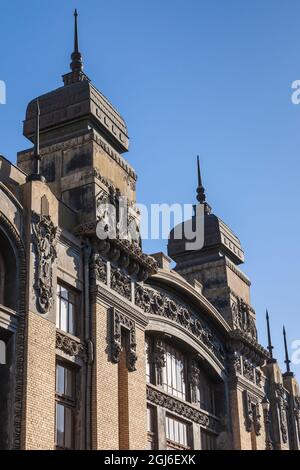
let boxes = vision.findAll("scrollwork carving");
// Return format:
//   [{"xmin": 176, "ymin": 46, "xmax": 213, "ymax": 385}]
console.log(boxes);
[
  {"xmin": 32, "ymin": 213, "xmax": 57, "ymax": 313},
  {"xmin": 56, "ymin": 331, "xmax": 87, "ymax": 361},
  {"xmin": 147, "ymin": 385, "xmax": 220, "ymax": 433},
  {"xmin": 111, "ymin": 266, "xmax": 132, "ymax": 300}
]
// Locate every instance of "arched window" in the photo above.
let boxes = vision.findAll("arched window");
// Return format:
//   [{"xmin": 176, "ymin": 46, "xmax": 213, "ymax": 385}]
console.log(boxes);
[{"xmin": 0, "ymin": 252, "xmax": 4, "ymax": 305}]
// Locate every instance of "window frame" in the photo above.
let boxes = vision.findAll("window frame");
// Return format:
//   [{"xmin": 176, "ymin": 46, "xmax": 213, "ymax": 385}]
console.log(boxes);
[
  {"xmin": 55, "ymin": 362, "xmax": 76, "ymax": 450},
  {"xmin": 56, "ymin": 283, "xmax": 79, "ymax": 337},
  {"xmin": 165, "ymin": 413, "xmax": 191, "ymax": 450}
]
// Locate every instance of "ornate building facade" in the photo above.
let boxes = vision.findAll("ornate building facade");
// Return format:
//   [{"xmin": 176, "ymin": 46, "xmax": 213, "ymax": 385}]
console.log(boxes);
[{"xmin": 0, "ymin": 12, "xmax": 299, "ymax": 451}]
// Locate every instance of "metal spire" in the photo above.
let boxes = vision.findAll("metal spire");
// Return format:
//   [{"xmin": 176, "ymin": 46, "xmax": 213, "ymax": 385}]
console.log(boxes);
[
  {"xmin": 266, "ymin": 310, "xmax": 274, "ymax": 359},
  {"xmin": 196, "ymin": 156, "xmax": 206, "ymax": 204},
  {"xmin": 74, "ymin": 9, "xmax": 79, "ymax": 53},
  {"xmin": 70, "ymin": 9, "xmax": 83, "ymax": 73},
  {"xmin": 283, "ymin": 325, "xmax": 291, "ymax": 373}
]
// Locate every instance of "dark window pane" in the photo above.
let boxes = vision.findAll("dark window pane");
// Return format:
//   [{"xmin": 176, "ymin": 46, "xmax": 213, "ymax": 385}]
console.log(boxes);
[
  {"xmin": 56, "ymin": 365, "xmax": 65, "ymax": 395},
  {"xmin": 56, "ymin": 403, "xmax": 64, "ymax": 447},
  {"xmin": 64, "ymin": 407, "xmax": 73, "ymax": 449},
  {"xmin": 64, "ymin": 367, "xmax": 74, "ymax": 398}
]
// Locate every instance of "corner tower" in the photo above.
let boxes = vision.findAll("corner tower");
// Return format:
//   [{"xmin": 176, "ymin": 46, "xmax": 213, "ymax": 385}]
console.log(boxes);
[
  {"xmin": 168, "ymin": 158, "xmax": 254, "ymax": 335},
  {"xmin": 18, "ymin": 10, "xmax": 136, "ymax": 230}
]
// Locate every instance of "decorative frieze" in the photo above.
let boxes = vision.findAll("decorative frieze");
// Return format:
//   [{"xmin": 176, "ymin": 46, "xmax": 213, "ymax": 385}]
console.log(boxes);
[
  {"xmin": 111, "ymin": 266, "xmax": 132, "ymax": 300},
  {"xmin": 135, "ymin": 285, "xmax": 225, "ymax": 364},
  {"xmin": 147, "ymin": 385, "xmax": 220, "ymax": 433},
  {"xmin": 32, "ymin": 213, "xmax": 57, "ymax": 313},
  {"xmin": 111, "ymin": 308, "xmax": 137, "ymax": 371},
  {"xmin": 56, "ymin": 331, "xmax": 87, "ymax": 361}
]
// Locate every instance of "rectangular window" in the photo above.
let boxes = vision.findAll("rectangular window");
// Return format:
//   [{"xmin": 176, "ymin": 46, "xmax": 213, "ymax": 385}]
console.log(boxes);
[
  {"xmin": 162, "ymin": 343, "xmax": 187, "ymax": 400},
  {"xmin": 56, "ymin": 284, "xmax": 77, "ymax": 336},
  {"xmin": 147, "ymin": 406, "xmax": 157, "ymax": 450},
  {"xmin": 166, "ymin": 414, "xmax": 190, "ymax": 450},
  {"xmin": 201, "ymin": 430, "xmax": 217, "ymax": 450},
  {"xmin": 55, "ymin": 363, "xmax": 75, "ymax": 450}
]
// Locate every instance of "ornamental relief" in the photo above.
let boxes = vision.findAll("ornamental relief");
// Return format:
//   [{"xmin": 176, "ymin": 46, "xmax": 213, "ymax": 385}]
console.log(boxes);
[
  {"xmin": 91, "ymin": 252, "xmax": 107, "ymax": 283},
  {"xmin": 228, "ymin": 351, "xmax": 263, "ymax": 388},
  {"xmin": 294, "ymin": 396, "xmax": 300, "ymax": 441},
  {"xmin": 232, "ymin": 296, "xmax": 257, "ymax": 342},
  {"xmin": 243, "ymin": 390, "xmax": 261, "ymax": 436},
  {"xmin": 147, "ymin": 385, "xmax": 220, "ymax": 433},
  {"xmin": 111, "ymin": 266, "xmax": 132, "ymax": 300},
  {"xmin": 135, "ymin": 285, "xmax": 225, "ymax": 364},
  {"xmin": 32, "ymin": 212, "xmax": 57, "ymax": 314},
  {"xmin": 56, "ymin": 331, "xmax": 87, "ymax": 361},
  {"xmin": 111, "ymin": 308, "xmax": 137, "ymax": 371},
  {"xmin": 275, "ymin": 383, "xmax": 289, "ymax": 444}
]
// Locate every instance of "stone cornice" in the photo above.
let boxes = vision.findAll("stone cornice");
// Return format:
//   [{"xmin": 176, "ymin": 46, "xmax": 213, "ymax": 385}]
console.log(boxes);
[{"xmin": 228, "ymin": 329, "xmax": 269, "ymax": 362}]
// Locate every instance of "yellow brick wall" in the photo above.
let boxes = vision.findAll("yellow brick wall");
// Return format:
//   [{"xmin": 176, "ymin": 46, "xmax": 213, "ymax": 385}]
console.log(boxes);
[
  {"xmin": 22, "ymin": 312, "xmax": 56, "ymax": 450},
  {"xmin": 128, "ymin": 327, "xmax": 147, "ymax": 450},
  {"xmin": 118, "ymin": 348, "xmax": 130, "ymax": 449},
  {"xmin": 91, "ymin": 302, "xmax": 119, "ymax": 450}
]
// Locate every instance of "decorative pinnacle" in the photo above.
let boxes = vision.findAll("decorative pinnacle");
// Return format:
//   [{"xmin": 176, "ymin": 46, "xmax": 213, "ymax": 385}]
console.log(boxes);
[
  {"xmin": 266, "ymin": 310, "xmax": 274, "ymax": 359},
  {"xmin": 70, "ymin": 9, "xmax": 83, "ymax": 73},
  {"xmin": 283, "ymin": 326, "xmax": 291, "ymax": 374},
  {"xmin": 196, "ymin": 156, "xmax": 206, "ymax": 204}
]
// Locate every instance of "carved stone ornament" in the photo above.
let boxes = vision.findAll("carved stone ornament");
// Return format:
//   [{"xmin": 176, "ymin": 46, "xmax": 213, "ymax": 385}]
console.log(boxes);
[
  {"xmin": 190, "ymin": 360, "xmax": 201, "ymax": 404},
  {"xmin": 111, "ymin": 266, "xmax": 132, "ymax": 300},
  {"xmin": 56, "ymin": 331, "xmax": 87, "ymax": 361},
  {"xmin": 294, "ymin": 396, "xmax": 300, "ymax": 442},
  {"xmin": 244, "ymin": 390, "xmax": 261, "ymax": 436},
  {"xmin": 232, "ymin": 296, "xmax": 258, "ymax": 342},
  {"xmin": 135, "ymin": 285, "xmax": 225, "ymax": 364},
  {"xmin": 111, "ymin": 308, "xmax": 137, "ymax": 371},
  {"xmin": 275, "ymin": 383, "xmax": 289, "ymax": 444},
  {"xmin": 152, "ymin": 339, "xmax": 166, "ymax": 386},
  {"xmin": 32, "ymin": 213, "xmax": 57, "ymax": 313},
  {"xmin": 91, "ymin": 252, "xmax": 107, "ymax": 283},
  {"xmin": 147, "ymin": 385, "xmax": 220, "ymax": 433}
]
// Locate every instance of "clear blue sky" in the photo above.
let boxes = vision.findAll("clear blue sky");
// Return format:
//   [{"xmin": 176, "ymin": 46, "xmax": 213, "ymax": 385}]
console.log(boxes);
[{"xmin": 1, "ymin": 0, "xmax": 299, "ymax": 379}]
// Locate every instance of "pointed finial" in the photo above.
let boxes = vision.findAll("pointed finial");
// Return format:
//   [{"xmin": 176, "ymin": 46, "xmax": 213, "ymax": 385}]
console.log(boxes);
[
  {"xmin": 266, "ymin": 310, "xmax": 274, "ymax": 359},
  {"xmin": 283, "ymin": 325, "xmax": 291, "ymax": 373},
  {"xmin": 196, "ymin": 156, "xmax": 206, "ymax": 204},
  {"xmin": 74, "ymin": 9, "xmax": 79, "ymax": 52},
  {"xmin": 70, "ymin": 9, "xmax": 83, "ymax": 73}
]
